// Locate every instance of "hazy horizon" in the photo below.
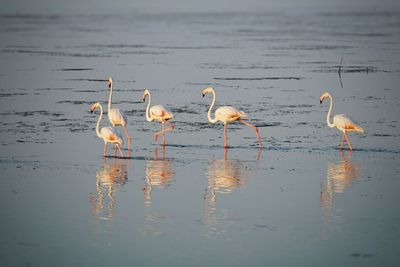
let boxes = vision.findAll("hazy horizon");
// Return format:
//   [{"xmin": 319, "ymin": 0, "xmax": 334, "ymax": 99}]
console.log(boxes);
[{"xmin": 1, "ymin": 0, "xmax": 400, "ymax": 14}]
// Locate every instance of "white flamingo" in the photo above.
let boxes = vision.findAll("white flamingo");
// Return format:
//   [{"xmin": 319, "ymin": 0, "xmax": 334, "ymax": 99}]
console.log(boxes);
[
  {"xmin": 90, "ymin": 102, "xmax": 124, "ymax": 157},
  {"xmin": 320, "ymin": 92, "xmax": 364, "ymax": 150},
  {"xmin": 107, "ymin": 77, "xmax": 131, "ymax": 149},
  {"xmin": 142, "ymin": 89, "xmax": 174, "ymax": 146},
  {"xmin": 202, "ymin": 87, "xmax": 262, "ymax": 148}
]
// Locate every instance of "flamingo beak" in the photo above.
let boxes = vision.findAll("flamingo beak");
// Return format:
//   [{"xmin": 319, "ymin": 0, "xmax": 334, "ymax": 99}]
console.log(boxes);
[
  {"xmin": 202, "ymin": 93, "xmax": 205, "ymax": 98},
  {"xmin": 320, "ymin": 100, "xmax": 322, "ymax": 104}
]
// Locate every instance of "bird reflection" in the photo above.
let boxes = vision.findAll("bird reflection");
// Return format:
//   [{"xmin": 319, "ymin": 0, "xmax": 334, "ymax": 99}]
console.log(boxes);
[
  {"xmin": 203, "ymin": 148, "xmax": 247, "ymax": 237},
  {"xmin": 143, "ymin": 146, "xmax": 175, "ymax": 207},
  {"xmin": 89, "ymin": 157, "xmax": 128, "ymax": 220},
  {"xmin": 142, "ymin": 146, "xmax": 175, "ymax": 236},
  {"xmin": 320, "ymin": 151, "xmax": 361, "ymax": 211}
]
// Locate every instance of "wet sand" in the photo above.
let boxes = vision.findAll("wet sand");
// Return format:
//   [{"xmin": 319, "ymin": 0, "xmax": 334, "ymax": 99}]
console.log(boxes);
[{"xmin": 1, "ymin": 6, "xmax": 400, "ymax": 267}]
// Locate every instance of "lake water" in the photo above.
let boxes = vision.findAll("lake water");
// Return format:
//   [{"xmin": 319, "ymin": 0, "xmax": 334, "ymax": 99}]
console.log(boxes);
[{"xmin": 1, "ymin": 5, "xmax": 400, "ymax": 267}]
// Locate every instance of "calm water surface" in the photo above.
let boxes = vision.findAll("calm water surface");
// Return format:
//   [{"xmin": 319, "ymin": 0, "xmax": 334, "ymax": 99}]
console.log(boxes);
[{"xmin": 0, "ymin": 7, "xmax": 400, "ymax": 267}]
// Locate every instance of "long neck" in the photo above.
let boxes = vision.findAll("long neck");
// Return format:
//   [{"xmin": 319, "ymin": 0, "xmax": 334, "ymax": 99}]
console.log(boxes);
[
  {"xmin": 96, "ymin": 105, "xmax": 103, "ymax": 138},
  {"xmin": 145, "ymin": 93, "xmax": 152, "ymax": 122},
  {"xmin": 108, "ymin": 83, "xmax": 113, "ymax": 111},
  {"xmin": 208, "ymin": 90, "xmax": 218, "ymax": 123},
  {"xmin": 326, "ymin": 94, "xmax": 335, "ymax": 128}
]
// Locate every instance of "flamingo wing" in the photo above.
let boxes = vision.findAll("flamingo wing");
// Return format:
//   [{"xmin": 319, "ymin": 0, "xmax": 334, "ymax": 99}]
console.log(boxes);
[
  {"xmin": 150, "ymin": 105, "xmax": 173, "ymax": 121},
  {"xmin": 333, "ymin": 114, "xmax": 364, "ymax": 133},
  {"xmin": 215, "ymin": 106, "xmax": 246, "ymax": 123},
  {"xmin": 108, "ymin": 108, "xmax": 127, "ymax": 126}
]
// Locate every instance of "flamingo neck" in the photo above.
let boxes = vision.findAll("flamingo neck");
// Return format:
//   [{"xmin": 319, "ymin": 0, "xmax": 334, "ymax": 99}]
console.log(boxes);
[
  {"xmin": 207, "ymin": 89, "xmax": 218, "ymax": 123},
  {"xmin": 96, "ymin": 104, "xmax": 103, "ymax": 138},
  {"xmin": 108, "ymin": 83, "xmax": 113, "ymax": 111},
  {"xmin": 326, "ymin": 94, "xmax": 335, "ymax": 128},
  {"xmin": 145, "ymin": 93, "xmax": 153, "ymax": 122}
]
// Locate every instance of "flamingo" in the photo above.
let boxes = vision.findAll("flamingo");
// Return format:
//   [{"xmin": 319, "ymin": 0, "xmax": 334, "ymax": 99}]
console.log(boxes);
[
  {"xmin": 319, "ymin": 91, "xmax": 364, "ymax": 150},
  {"xmin": 107, "ymin": 77, "xmax": 131, "ymax": 149},
  {"xmin": 202, "ymin": 87, "xmax": 262, "ymax": 148},
  {"xmin": 90, "ymin": 102, "xmax": 124, "ymax": 157},
  {"xmin": 142, "ymin": 89, "xmax": 174, "ymax": 146}
]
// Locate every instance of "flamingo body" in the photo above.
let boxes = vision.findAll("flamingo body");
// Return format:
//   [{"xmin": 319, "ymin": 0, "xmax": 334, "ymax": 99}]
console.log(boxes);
[
  {"xmin": 320, "ymin": 91, "xmax": 364, "ymax": 150},
  {"xmin": 108, "ymin": 108, "xmax": 128, "ymax": 127},
  {"xmin": 333, "ymin": 114, "xmax": 364, "ymax": 133},
  {"xmin": 90, "ymin": 102, "xmax": 124, "ymax": 157},
  {"xmin": 149, "ymin": 105, "xmax": 174, "ymax": 122},
  {"xmin": 214, "ymin": 106, "xmax": 246, "ymax": 123},
  {"xmin": 142, "ymin": 89, "xmax": 174, "ymax": 146},
  {"xmin": 100, "ymin": 127, "xmax": 124, "ymax": 144}
]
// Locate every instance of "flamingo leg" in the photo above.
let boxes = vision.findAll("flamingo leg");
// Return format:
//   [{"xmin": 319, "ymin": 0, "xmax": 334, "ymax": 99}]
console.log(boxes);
[
  {"xmin": 154, "ymin": 147, "xmax": 159, "ymax": 159},
  {"xmin": 103, "ymin": 143, "xmax": 107, "ymax": 157},
  {"xmin": 153, "ymin": 122, "xmax": 164, "ymax": 142},
  {"xmin": 116, "ymin": 144, "xmax": 124, "ymax": 157},
  {"xmin": 256, "ymin": 147, "xmax": 262, "ymax": 161},
  {"xmin": 344, "ymin": 131, "xmax": 353, "ymax": 151},
  {"xmin": 162, "ymin": 121, "xmax": 166, "ymax": 146},
  {"xmin": 154, "ymin": 121, "xmax": 174, "ymax": 145},
  {"xmin": 224, "ymin": 123, "xmax": 228, "ymax": 148},
  {"xmin": 161, "ymin": 145, "xmax": 166, "ymax": 159},
  {"xmin": 113, "ymin": 156, "xmax": 117, "ymax": 167},
  {"xmin": 122, "ymin": 125, "xmax": 131, "ymax": 150},
  {"xmin": 224, "ymin": 147, "xmax": 228, "ymax": 160},
  {"xmin": 165, "ymin": 121, "xmax": 174, "ymax": 133},
  {"xmin": 239, "ymin": 120, "xmax": 262, "ymax": 148},
  {"xmin": 340, "ymin": 133, "xmax": 345, "ymax": 150}
]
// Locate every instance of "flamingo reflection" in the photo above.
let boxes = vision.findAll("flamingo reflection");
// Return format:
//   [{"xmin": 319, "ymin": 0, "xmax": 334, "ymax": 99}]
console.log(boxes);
[
  {"xmin": 203, "ymin": 149, "xmax": 247, "ymax": 237},
  {"xmin": 142, "ymin": 147, "xmax": 175, "ymax": 236},
  {"xmin": 143, "ymin": 146, "xmax": 175, "ymax": 207},
  {"xmin": 320, "ymin": 151, "xmax": 361, "ymax": 211},
  {"xmin": 89, "ymin": 157, "xmax": 128, "ymax": 220}
]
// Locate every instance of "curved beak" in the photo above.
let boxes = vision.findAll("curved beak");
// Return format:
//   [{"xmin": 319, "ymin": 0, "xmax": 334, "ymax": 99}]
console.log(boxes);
[
  {"xmin": 320, "ymin": 100, "xmax": 322, "ymax": 104},
  {"xmin": 202, "ymin": 93, "xmax": 205, "ymax": 98}
]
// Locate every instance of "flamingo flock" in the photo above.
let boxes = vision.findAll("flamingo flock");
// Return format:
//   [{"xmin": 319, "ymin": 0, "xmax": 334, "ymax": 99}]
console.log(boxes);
[{"xmin": 90, "ymin": 77, "xmax": 365, "ymax": 157}]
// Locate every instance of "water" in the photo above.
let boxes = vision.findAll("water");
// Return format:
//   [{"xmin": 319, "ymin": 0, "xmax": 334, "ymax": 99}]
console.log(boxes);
[{"xmin": 1, "ymin": 4, "xmax": 400, "ymax": 267}]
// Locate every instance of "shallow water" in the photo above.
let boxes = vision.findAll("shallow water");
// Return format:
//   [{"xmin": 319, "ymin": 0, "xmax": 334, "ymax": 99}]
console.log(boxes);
[{"xmin": 1, "ymin": 5, "xmax": 400, "ymax": 267}]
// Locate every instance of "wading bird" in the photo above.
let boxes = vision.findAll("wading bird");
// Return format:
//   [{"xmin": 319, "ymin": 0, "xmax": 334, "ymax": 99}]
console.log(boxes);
[
  {"xmin": 320, "ymin": 92, "xmax": 364, "ymax": 150},
  {"xmin": 107, "ymin": 77, "xmax": 131, "ymax": 149},
  {"xmin": 142, "ymin": 89, "xmax": 174, "ymax": 146},
  {"xmin": 90, "ymin": 102, "xmax": 124, "ymax": 157},
  {"xmin": 202, "ymin": 87, "xmax": 262, "ymax": 148}
]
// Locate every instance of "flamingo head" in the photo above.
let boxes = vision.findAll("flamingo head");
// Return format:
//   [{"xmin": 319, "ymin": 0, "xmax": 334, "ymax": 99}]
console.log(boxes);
[
  {"xmin": 202, "ymin": 87, "xmax": 214, "ymax": 97},
  {"xmin": 108, "ymin": 77, "xmax": 113, "ymax": 90},
  {"xmin": 142, "ymin": 89, "xmax": 150, "ymax": 102},
  {"xmin": 116, "ymin": 136, "xmax": 124, "ymax": 146},
  {"xmin": 90, "ymin": 102, "xmax": 101, "ymax": 113},
  {"xmin": 319, "ymin": 92, "xmax": 332, "ymax": 104}
]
